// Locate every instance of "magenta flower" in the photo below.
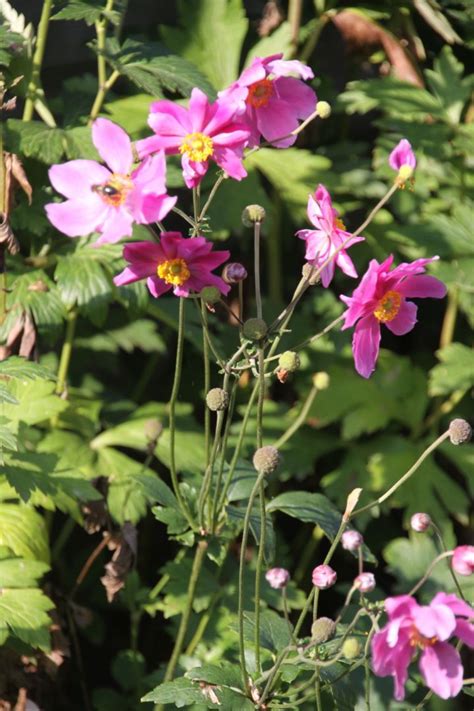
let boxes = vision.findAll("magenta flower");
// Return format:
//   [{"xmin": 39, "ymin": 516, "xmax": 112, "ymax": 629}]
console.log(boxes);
[
  {"xmin": 219, "ymin": 53, "xmax": 316, "ymax": 148},
  {"xmin": 312, "ymin": 564, "xmax": 337, "ymax": 589},
  {"xmin": 135, "ymin": 89, "xmax": 250, "ymax": 189},
  {"xmin": 452, "ymin": 546, "xmax": 474, "ymax": 576},
  {"xmin": 342, "ymin": 530, "xmax": 364, "ymax": 552},
  {"xmin": 113, "ymin": 232, "xmax": 230, "ymax": 298},
  {"xmin": 341, "ymin": 255, "xmax": 447, "ymax": 378},
  {"xmin": 389, "ymin": 138, "xmax": 416, "ymax": 173},
  {"xmin": 354, "ymin": 572, "xmax": 375, "ymax": 593},
  {"xmin": 265, "ymin": 568, "xmax": 290, "ymax": 589},
  {"xmin": 45, "ymin": 118, "xmax": 176, "ymax": 246},
  {"xmin": 411, "ymin": 513, "xmax": 432, "ymax": 533},
  {"xmin": 372, "ymin": 593, "xmax": 474, "ymax": 700},
  {"xmin": 296, "ymin": 185, "xmax": 364, "ymax": 287}
]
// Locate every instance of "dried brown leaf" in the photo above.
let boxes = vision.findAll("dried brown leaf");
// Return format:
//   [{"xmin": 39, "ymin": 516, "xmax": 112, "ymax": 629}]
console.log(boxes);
[{"xmin": 100, "ymin": 523, "xmax": 137, "ymax": 603}]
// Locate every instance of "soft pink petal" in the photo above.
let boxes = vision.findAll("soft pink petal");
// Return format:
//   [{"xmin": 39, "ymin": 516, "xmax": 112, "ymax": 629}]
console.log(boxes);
[
  {"xmin": 135, "ymin": 133, "xmax": 181, "ymax": 158},
  {"xmin": 256, "ymin": 101, "xmax": 299, "ymax": 147},
  {"xmin": 147, "ymin": 276, "xmax": 172, "ymax": 298},
  {"xmin": 352, "ymin": 315, "xmax": 381, "ymax": 378},
  {"xmin": 132, "ymin": 152, "xmax": 167, "ymax": 193},
  {"xmin": 336, "ymin": 249, "xmax": 358, "ymax": 279},
  {"xmin": 419, "ymin": 643, "xmax": 463, "ymax": 699},
  {"xmin": 273, "ymin": 76, "xmax": 316, "ymax": 117},
  {"xmin": 189, "ymin": 88, "xmax": 210, "ymax": 132},
  {"xmin": 371, "ymin": 628, "xmax": 413, "ymax": 701},
  {"xmin": 385, "ymin": 595, "xmax": 420, "ymax": 620},
  {"xmin": 45, "ymin": 197, "xmax": 106, "ymax": 237},
  {"xmin": 266, "ymin": 58, "xmax": 314, "ymax": 80},
  {"xmin": 385, "ymin": 300, "xmax": 417, "ymax": 336},
  {"xmin": 213, "ymin": 146, "xmax": 247, "ymax": 181},
  {"xmin": 413, "ymin": 604, "xmax": 456, "ymax": 642},
  {"xmin": 397, "ymin": 274, "xmax": 447, "ymax": 299},
  {"xmin": 94, "ymin": 209, "xmax": 133, "ymax": 245},
  {"xmin": 211, "ymin": 127, "xmax": 250, "ymax": 147},
  {"xmin": 92, "ymin": 118, "xmax": 132, "ymax": 174},
  {"xmin": 49, "ymin": 160, "xmax": 110, "ymax": 198},
  {"xmin": 455, "ymin": 619, "xmax": 474, "ymax": 648},
  {"xmin": 133, "ymin": 194, "xmax": 177, "ymax": 224},
  {"xmin": 431, "ymin": 593, "xmax": 474, "ymax": 619},
  {"xmin": 181, "ymin": 154, "xmax": 208, "ymax": 188},
  {"xmin": 389, "ymin": 139, "xmax": 416, "ymax": 171},
  {"xmin": 320, "ymin": 260, "xmax": 336, "ymax": 288}
]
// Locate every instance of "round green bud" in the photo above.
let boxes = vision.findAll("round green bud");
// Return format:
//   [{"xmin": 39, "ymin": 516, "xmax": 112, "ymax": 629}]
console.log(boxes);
[
  {"xmin": 242, "ymin": 204, "xmax": 266, "ymax": 227},
  {"xmin": 449, "ymin": 418, "xmax": 472, "ymax": 445},
  {"xmin": 200, "ymin": 286, "xmax": 221, "ymax": 304},
  {"xmin": 278, "ymin": 351, "xmax": 300, "ymax": 373},
  {"xmin": 316, "ymin": 101, "xmax": 331, "ymax": 119},
  {"xmin": 312, "ymin": 372, "xmax": 330, "ymax": 390},
  {"xmin": 342, "ymin": 637, "xmax": 362, "ymax": 660},
  {"xmin": 302, "ymin": 263, "xmax": 321, "ymax": 285},
  {"xmin": 253, "ymin": 446, "xmax": 281, "ymax": 475},
  {"xmin": 242, "ymin": 318, "xmax": 267, "ymax": 341},
  {"xmin": 311, "ymin": 617, "xmax": 336, "ymax": 645},
  {"xmin": 205, "ymin": 388, "xmax": 229, "ymax": 412},
  {"xmin": 143, "ymin": 418, "xmax": 163, "ymax": 443}
]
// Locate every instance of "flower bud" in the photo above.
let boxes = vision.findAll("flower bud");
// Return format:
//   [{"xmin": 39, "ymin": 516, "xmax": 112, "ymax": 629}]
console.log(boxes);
[
  {"xmin": 253, "ymin": 446, "xmax": 281, "ymax": 475},
  {"xmin": 278, "ymin": 351, "xmax": 300, "ymax": 373},
  {"xmin": 410, "ymin": 513, "xmax": 432, "ymax": 533},
  {"xmin": 354, "ymin": 572, "xmax": 376, "ymax": 593},
  {"xmin": 342, "ymin": 530, "xmax": 363, "ymax": 552},
  {"xmin": 242, "ymin": 204, "xmax": 266, "ymax": 227},
  {"xmin": 265, "ymin": 567, "xmax": 290, "ymax": 589},
  {"xmin": 312, "ymin": 371, "xmax": 330, "ymax": 390},
  {"xmin": 448, "ymin": 419, "xmax": 472, "ymax": 445},
  {"xmin": 452, "ymin": 545, "xmax": 474, "ymax": 576},
  {"xmin": 199, "ymin": 286, "xmax": 221, "ymax": 304},
  {"xmin": 205, "ymin": 387, "xmax": 229, "ymax": 412},
  {"xmin": 397, "ymin": 164, "xmax": 414, "ymax": 182},
  {"xmin": 342, "ymin": 637, "xmax": 361, "ymax": 660},
  {"xmin": 242, "ymin": 317, "xmax": 267, "ymax": 341},
  {"xmin": 312, "ymin": 564, "xmax": 337, "ymax": 590},
  {"xmin": 311, "ymin": 617, "xmax": 336, "ymax": 644},
  {"xmin": 144, "ymin": 418, "xmax": 163, "ymax": 443},
  {"xmin": 302, "ymin": 262, "xmax": 320, "ymax": 285},
  {"xmin": 316, "ymin": 101, "xmax": 331, "ymax": 119},
  {"xmin": 222, "ymin": 262, "xmax": 248, "ymax": 284}
]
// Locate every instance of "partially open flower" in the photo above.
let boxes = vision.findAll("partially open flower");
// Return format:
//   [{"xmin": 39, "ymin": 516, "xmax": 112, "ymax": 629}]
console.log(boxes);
[
  {"xmin": 452, "ymin": 546, "xmax": 474, "ymax": 576},
  {"xmin": 265, "ymin": 567, "xmax": 290, "ymax": 589},
  {"xmin": 312, "ymin": 564, "xmax": 337, "ymax": 589}
]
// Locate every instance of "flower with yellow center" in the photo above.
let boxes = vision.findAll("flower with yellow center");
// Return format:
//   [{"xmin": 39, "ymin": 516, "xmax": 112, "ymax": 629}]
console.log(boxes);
[
  {"xmin": 179, "ymin": 133, "xmax": 214, "ymax": 163},
  {"xmin": 92, "ymin": 173, "xmax": 134, "ymax": 207},
  {"xmin": 157, "ymin": 258, "xmax": 190, "ymax": 287},
  {"xmin": 246, "ymin": 79, "xmax": 274, "ymax": 108},
  {"xmin": 373, "ymin": 290, "xmax": 402, "ymax": 323}
]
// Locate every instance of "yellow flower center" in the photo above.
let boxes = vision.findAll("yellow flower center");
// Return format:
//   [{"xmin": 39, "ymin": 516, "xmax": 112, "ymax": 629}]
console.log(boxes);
[
  {"xmin": 373, "ymin": 290, "xmax": 402, "ymax": 323},
  {"xmin": 157, "ymin": 258, "xmax": 190, "ymax": 287},
  {"xmin": 334, "ymin": 217, "xmax": 346, "ymax": 231},
  {"xmin": 247, "ymin": 79, "xmax": 274, "ymax": 108},
  {"xmin": 91, "ymin": 174, "xmax": 134, "ymax": 207},
  {"xmin": 179, "ymin": 132, "xmax": 214, "ymax": 162},
  {"xmin": 409, "ymin": 626, "xmax": 438, "ymax": 649}
]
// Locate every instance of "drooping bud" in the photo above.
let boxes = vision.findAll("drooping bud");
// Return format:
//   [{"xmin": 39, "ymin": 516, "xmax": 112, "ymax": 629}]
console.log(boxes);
[
  {"xmin": 242, "ymin": 317, "xmax": 267, "ymax": 341},
  {"xmin": 452, "ymin": 545, "xmax": 474, "ymax": 576},
  {"xmin": 302, "ymin": 262, "xmax": 320, "ymax": 285},
  {"xmin": 312, "ymin": 372, "xmax": 330, "ymax": 390},
  {"xmin": 222, "ymin": 262, "xmax": 248, "ymax": 284},
  {"xmin": 206, "ymin": 388, "xmax": 229, "ymax": 412},
  {"xmin": 448, "ymin": 419, "xmax": 472, "ymax": 445},
  {"xmin": 278, "ymin": 351, "xmax": 300, "ymax": 373},
  {"xmin": 342, "ymin": 637, "xmax": 362, "ymax": 660},
  {"xmin": 342, "ymin": 530, "xmax": 363, "ymax": 552},
  {"xmin": 200, "ymin": 286, "xmax": 221, "ymax": 304},
  {"xmin": 143, "ymin": 418, "xmax": 163, "ymax": 443},
  {"xmin": 410, "ymin": 513, "xmax": 432, "ymax": 533},
  {"xmin": 354, "ymin": 572, "xmax": 376, "ymax": 593},
  {"xmin": 253, "ymin": 446, "xmax": 281, "ymax": 475},
  {"xmin": 265, "ymin": 567, "xmax": 290, "ymax": 589},
  {"xmin": 316, "ymin": 101, "xmax": 331, "ymax": 119},
  {"xmin": 312, "ymin": 564, "xmax": 337, "ymax": 590},
  {"xmin": 311, "ymin": 617, "xmax": 336, "ymax": 644},
  {"xmin": 242, "ymin": 204, "xmax": 266, "ymax": 227}
]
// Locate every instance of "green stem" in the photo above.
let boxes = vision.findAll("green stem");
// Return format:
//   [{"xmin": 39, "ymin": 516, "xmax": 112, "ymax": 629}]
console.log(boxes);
[
  {"xmin": 211, "ymin": 380, "xmax": 237, "ymax": 532},
  {"xmin": 254, "ymin": 220, "xmax": 263, "ymax": 320},
  {"xmin": 88, "ymin": 0, "xmax": 116, "ymax": 123},
  {"xmin": 274, "ymin": 384, "xmax": 318, "ymax": 449},
  {"xmin": 364, "ymin": 657, "xmax": 371, "ymax": 710},
  {"xmin": 439, "ymin": 288, "xmax": 458, "ymax": 349},
  {"xmin": 172, "ymin": 206, "xmax": 197, "ymax": 230},
  {"xmin": 52, "ymin": 517, "xmax": 76, "ymax": 560},
  {"xmin": 89, "ymin": 70, "xmax": 120, "ymax": 124},
  {"xmin": 254, "ymin": 477, "xmax": 266, "ymax": 673},
  {"xmin": 315, "ymin": 667, "xmax": 322, "ymax": 711},
  {"xmin": 432, "ymin": 522, "xmax": 466, "ymax": 600},
  {"xmin": 56, "ymin": 310, "xmax": 78, "ymax": 395},
  {"xmin": 408, "ymin": 551, "xmax": 452, "ymax": 596},
  {"xmin": 202, "ymin": 302, "xmax": 211, "ymax": 467},
  {"xmin": 198, "ymin": 173, "xmax": 226, "ymax": 224},
  {"xmin": 23, "ymin": 0, "xmax": 54, "ymax": 121},
  {"xmin": 288, "ymin": 0, "xmax": 303, "ymax": 50}
]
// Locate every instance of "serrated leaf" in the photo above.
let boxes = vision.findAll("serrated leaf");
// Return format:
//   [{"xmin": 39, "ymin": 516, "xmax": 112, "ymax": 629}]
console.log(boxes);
[
  {"xmin": 429, "ymin": 342, "xmax": 474, "ymax": 395},
  {"xmin": 0, "ymin": 557, "xmax": 49, "ymax": 588},
  {"xmin": 141, "ymin": 678, "xmax": 213, "ymax": 706},
  {"xmin": 0, "ymin": 503, "xmax": 49, "ymax": 561},
  {"xmin": 1, "ymin": 378, "xmax": 68, "ymax": 425},
  {"xmin": 242, "ymin": 609, "xmax": 292, "ymax": 652},
  {"xmin": 5, "ymin": 119, "xmax": 65, "ymax": 163},
  {"xmin": 0, "ymin": 385, "xmax": 19, "ymax": 404},
  {"xmin": 425, "ymin": 46, "xmax": 470, "ymax": 123},
  {"xmin": 0, "ymin": 356, "xmax": 55, "ymax": 381},
  {"xmin": 339, "ymin": 77, "xmax": 444, "ymax": 120},
  {"xmin": 52, "ymin": 0, "xmax": 121, "ymax": 26},
  {"xmin": 55, "ymin": 252, "xmax": 113, "ymax": 326},
  {"xmin": 186, "ymin": 663, "xmax": 242, "ymax": 690},
  {"xmin": 0, "ymin": 587, "xmax": 54, "ymax": 650}
]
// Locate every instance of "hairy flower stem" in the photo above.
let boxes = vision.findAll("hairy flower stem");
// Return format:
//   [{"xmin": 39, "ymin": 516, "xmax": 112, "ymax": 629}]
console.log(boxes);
[
  {"xmin": 315, "ymin": 667, "xmax": 322, "ymax": 711},
  {"xmin": 88, "ymin": 0, "xmax": 118, "ymax": 123},
  {"xmin": 22, "ymin": 0, "xmax": 54, "ymax": 122},
  {"xmin": 198, "ymin": 408, "xmax": 225, "ymax": 531},
  {"xmin": 408, "ymin": 551, "xmax": 453, "ymax": 596},
  {"xmin": 439, "ymin": 288, "xmax": 458, "ymax": 349},
  {"xmin": 56, "ymin": 309, "xmax": 78, "ymax": 395},
  {"xmin": 201, "ymin": 303, "xmax": 211, "ymax": 467},
  {"xmin": 282, "ymin": 588, "xmax": 297, "ymax": 645},
  {"xmin": 238, "ymin": 469, "xmax": 266, "ymax": 691},
  {"xmin": 352, "ymin": 430, "xmax": 450, "ymax": 517}
]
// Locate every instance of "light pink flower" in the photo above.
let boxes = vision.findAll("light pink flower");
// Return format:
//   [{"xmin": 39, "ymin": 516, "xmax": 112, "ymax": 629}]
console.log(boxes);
[
  {"xmin": 452, "ymin": 546, "xmax": 474, "ymax": 576},
  {"xmin": 135, "ymin": 89, "xmax": 250, "ymax": 189},
  {"xmin": 113, "ymin": 232, "xmax": 230, "ymax": 298},
  {"xmin": 411, "ymin": 513, "xmax": 432, "ymax": 532},
  {"xmin": 312, "ymin": 564, "xmax": 337, "ymax": 589},
  {"xmin": 296, "ymin": 185, "xmax": 364, "ymax": 287},
  {"xmin": 45, "ymin": 118, "xmax": 176, "ymax": 246},
  {"xmin": 372, "ymin": 593, "xmax": 474, "ymax": 701},
  {"xmin": 389, "ymin": 138, "xmax": 416, "ymax": 172},
  {"xmin": 265, "ymin": 567, "xmax": 290, "ymax": 589},
  {"xmin": 341, "ymin": 255, "xmax": 447, "ymax": 378},
  {"xmin": 342, "ymin": 530, "xmax": 363, "ymax": 552},
  {"xmin": 219, "ymin": 53, "xmax": 316, "ymax": 148},
  {"xmin": 354, "ymin": 572, "xmax": 375, "ymax": 593}
]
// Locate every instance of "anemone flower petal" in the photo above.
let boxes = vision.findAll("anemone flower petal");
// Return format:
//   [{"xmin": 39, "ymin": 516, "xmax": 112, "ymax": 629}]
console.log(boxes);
[
  {"xmin": 385, "ymin": 300, "xmax": 417, "ymax": 336},
  {"xmin": 48, "ymin": 160, "xmax": 110, "ymax": 198},
  {"xmin": 398, "ymin": 274, "xmax": 447, "ymax": 299},
  {"xmin": 352, "ymin": 314, "xmax": 381, "ymax": 378},
  {"xmin": 92, "ymin": 118, "xmax": 133, "ymax": 175},
  {"xmin": 45, "ymin": 197, "xmax": 106, "ymax": 238},
  {"xmin": 413, "ymin": 604, "xmax": 456, "ymax": 642},
  {"xmin": 94, "ymin": 209, "xmax": 133, "ymax": 245},
  {"xmin": 419, "ymin": 643, "xmax": 463, "ymax": 699}
]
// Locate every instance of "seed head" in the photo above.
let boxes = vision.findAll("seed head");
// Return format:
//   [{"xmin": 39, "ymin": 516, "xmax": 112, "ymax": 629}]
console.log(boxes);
[
  {"xmin": 242, "ymin": 317, "xmax": 267, "ymax": 341},
  {"xmin": 200, "ymin": 286, "xmax": 221, "ymax": 304},
  {"xmin": 312, "ymin": 371, "xmax": 330, "ymax": 390},
  {"xmin": 242, "ymin": 204, "xmax": 266, "ymax": 227},
  {"xmin": 206, "ymin": 388, "xmax": 229, "ymax": 412},
  {"xmin": 253, "ymin": 446, "xmax": 281, "ymax": 475},
  {"xmin": 311, "ymin": 617, "xmax": 336, "ymax": 644},
  {"xmin": 278, "ymin": 351, "xmax": 300, "ymax": 373},
  {"xmin": 316, "ymin": 101, "xmax": 331, "ymax": 119},
  {"xmin": 342, "ymin": 637, "xmax": 362, "ymax": 660},
  {"xmin": 448, "ymin": 419, "xmax": 472, "ymax": 445}
]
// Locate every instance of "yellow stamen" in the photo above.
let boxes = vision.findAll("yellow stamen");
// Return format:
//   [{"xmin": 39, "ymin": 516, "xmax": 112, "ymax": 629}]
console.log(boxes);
[
  {"xmin": 247, "ymin": 79, "xmax": 274, "ymax": 108},
  {"xmin": 157, "ymin": 258, "xmax": 190, "ymax": 287},
  {"xmin": 334, "ymin": 217, "xmax": 346, "ymax": 231},
  {"xmin": 91, "ymin": 173, "xmax": 134, "ymax": 207},
  {"xmin": 409, "ymin": 626, "xmax": 438, "ymax": 649},
  {"xmin": 373, "ymin": 290, "xmax": 402, "ymax": 323},
  {"xmin": 179, "ymin": 132, "xmax": 214, "ymax": 162}
]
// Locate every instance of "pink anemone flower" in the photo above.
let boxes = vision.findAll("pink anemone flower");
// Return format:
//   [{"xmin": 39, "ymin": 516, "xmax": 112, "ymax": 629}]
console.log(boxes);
[
  {"xmin": 45, "ymin": 118, "xmax": 176, "ymax": 246},
  {"xmin": 113, "ymin": 232, "xmax": 230, "ymax": 299},
  {"xmin": 372, "ymin": 593, "xmax": 474, "ymax": 701},
  {"xmin": 341, "ymin": 255, "xmax": 446, "ymax": 378},
  {"xmin": 135, "ymin": 88, "xmax": 250, "ymax": 189},
  {"xmin": 296, "ymin": 184, "xmax": 364, "ymax": 287},
  {"xmin": 219, "ymin": 53, "xmax": 316, "ymax": 148}
]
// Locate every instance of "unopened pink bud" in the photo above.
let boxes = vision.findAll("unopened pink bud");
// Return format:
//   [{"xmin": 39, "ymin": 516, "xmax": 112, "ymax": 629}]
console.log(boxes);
[
  {"xmin": 265, "ymin": 567, "xmax": 290, "ymax": 589},
  {"xmin": 342, "ymin": 530, "xmax": 363, "ymax": 552},
  {"xmin": 312, "ymin": 564, "xmax": 337, "ymax": 589},
  {"xmin": 222, "ymin": 262, "xmax": 248, "ymax": 284},
  {"xmin": 410, "ymin": 513, "xmax": 432, "ymax": 532},
  {"xmin": 354, "ymin": 572, "xmax": 376, "ymax": 593},
  {"xmin": 452, "ymin": 545, "xmax": 474, "ymax": 576}
]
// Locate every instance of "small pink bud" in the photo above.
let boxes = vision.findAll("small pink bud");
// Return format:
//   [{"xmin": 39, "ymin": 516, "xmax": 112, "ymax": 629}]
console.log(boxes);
[
  {"xmin": 452, "ymin": 545, "xmax": 474, "ymax": 576},
  {"xmin": 265, "ymin": 567, "xmax": 290, "ymax": 589},
  {"xmin": 410, "ymin": 513, "xmax": 432, "ymax": 532},
  {"xmin": 312, "ymin": 564, "xmax": 337, "ymax": 589},
  {"xmin": 354, "ymin": 572, "xmax": 376, "ymax": 593},
  {"xmin": 342, "ymin": 530, "xmax": 363, "ymax": 552}
]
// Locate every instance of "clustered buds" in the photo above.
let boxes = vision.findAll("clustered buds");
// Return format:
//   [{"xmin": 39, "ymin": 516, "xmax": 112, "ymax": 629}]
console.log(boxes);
[
  {"xmin": 448, "ymin": 418, "xmax": 472, "ymax": 446},
  {"xmin": 206, "ymin": 388, "xmax": 229, "ymax": 412},
  {"xmin": 242, "ymin": 317, "xmax": 267, "ymax": 341},
  {"xmin": 265, "ymin": 567, "xmax": 290, "ymax": 589},
  {"xmin": 451, "ymin": 545, "xmax": 474, "ymax": 576},
  {"xmin": 253, "ymin": 445, "xmax": 281, "ymax": 475},
  {"xmin": 222, "ymin": 262, "xmax": 247, "ymax": 284},
  {"xmin": 311, "ymin": 617, "xmax": 336, "ymax": 644},
  {"xmin": 410, "ymin": 512, "xmax": 432, "ymax": 533},
  {"xmin": 242, "ymin": 204, "xmax": 266, "ymax": 227},
  {"xmin": 312, "ymin": 564, "xmax": 337, "ymax": 589},
  {"xmin": 342, "ymin": 530, "xmax": 363, "ymax": 552},
  {"xmin": 354, "ymin": 572, "xmax": 376, "ymax": 593}
]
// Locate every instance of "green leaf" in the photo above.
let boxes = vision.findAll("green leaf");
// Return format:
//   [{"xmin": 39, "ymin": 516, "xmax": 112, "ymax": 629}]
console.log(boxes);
[
  {"xmin": 55, "ymin": 251, "xmax": 113, "ymax": 325},
  {"xmin": 414, "ymin": 0, "xmax": 462, "ymax": 45},
  {"xmin": 0, "ymin": 557, "xmax": 49, "ymax": 588},
  {"xmin": 244, "ymin": 22, "xmax": 292, "ymax": 66},
  {"xmin": 103, "ymin": 93, "xmax": 155, "ymax": 137},
  {"xmin": 425, "ymin": 46, "xmax": 470, "ymax": 123},
  {"xmin": 339, "ymin": 77, "xmax": 444, "ymax": 120},
  {"xmin": 0, "ymin": 503, "xmax": 49, "ymax": 562},
  {"xmin": 160, "ymin": 0, "xmax": 248, "ymax": 90},
  {"xmin": 243, "ymin": 609, "xmax": 292, "ymax": 652},
  {"xmin": 226, "ymin": 505, "xmax": 275, "ymax": 564},
  {"xmin": 0, "ymin": 356, "xmax": 55, "ymax": 381},
  {"xmin": 75, "ymin": 319, "xmax": 165, "ymax": 354},
  {"xmin": 111, "ymin": 650, "xmax": 146, "ymax": 692},
  {"xmin": 186, "ymin": 663, "xmax": 242, "ymax": 689},
  {"xmin": 5, "ymin": 119, "xmax": 65, "ymax": 163},
  {"xmin": 0, "ymin": 385, "xmax": 19, "ymax": 404},
  {"xmin": 52, "ymin": 0, "xmax": 122, "ymax": 26},
  {"xmin": 1, "ymin": 378, "xmax": 68, "ymax": 425},
  {"xmin": 267, "ymin": 491, "xmax": 342, "ymax": 541},
  {"xmin": 0, "ymin": 587, "xmax": 54, "ymax": 650},
  {"xmin": 141, "ymin": 678, "xmax": 214, "ymax": 706},
  {"xmin": 429, "ymin": 343, "xmax": 474, "ymax": 395}
]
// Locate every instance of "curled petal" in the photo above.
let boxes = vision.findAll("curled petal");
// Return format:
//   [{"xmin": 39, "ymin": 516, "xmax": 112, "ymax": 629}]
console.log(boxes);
[
  {"xmin": 413, "ymin": 604, "xmax": 456, "ymax": 642},
  {"xmin": 398, "ymin": 274, "xmax": 447, "ymax": 299},
  {"xmin": 352, "ymin": 315, "xmax": 381, "ymax": 378},
  {"xmin": 419, "ymin": 643, "xmax": 463, "ymax": 699}
]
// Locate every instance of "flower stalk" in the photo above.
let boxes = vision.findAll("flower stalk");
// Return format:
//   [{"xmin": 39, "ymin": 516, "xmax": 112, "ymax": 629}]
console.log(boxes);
[{"xmin": 23, "ymin": 0, "xmax": 54, "ymax": 122}]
